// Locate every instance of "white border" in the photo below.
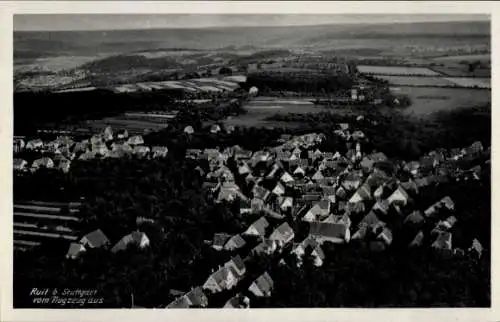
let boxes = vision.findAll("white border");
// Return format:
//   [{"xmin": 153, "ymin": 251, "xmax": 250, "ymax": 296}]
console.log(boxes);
[{"xmin": 1, "ymin": 2, "xmax": 498, "ymax": 322}]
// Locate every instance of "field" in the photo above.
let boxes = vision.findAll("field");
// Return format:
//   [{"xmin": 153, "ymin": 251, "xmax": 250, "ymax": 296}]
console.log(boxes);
[
  {"xmin": 391, "ymin": 86, "xmax": 491, "ymax": 117},
  {"xmin": 376, "ymin": 76, "xmax": 455, "ymax": 87},
  {"xmin": 376, "ymin": 75, "xmax": 491, "ymax": 89},
  {"xmin": 76, "ymin": 113, "xmax": 175, "ymax": 135},
  {"xmin": 223, "ymin": 97, "xmax": 353, "ymax": 127},
  {"xmin": 443, "ymin": 77, "xmax": 491, "ymax": 89},
  {"xmin": 357, "ymin": 65, "xmax": 440, "ymax": 76},
  {"xmin": 433, "ymin": 54, "xmax": 490, "ymax": 63},
  {"xmin": 112, "ymin": 76, "xmax": 246, "ymax": 94}
]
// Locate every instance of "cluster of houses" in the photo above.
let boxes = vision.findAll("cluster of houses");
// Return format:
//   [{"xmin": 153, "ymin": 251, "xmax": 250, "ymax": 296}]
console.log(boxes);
[
  {"xmin": 176, "ymin": 124, "xmax": 489, "ymax": 306},
  {"xmin": 65, "ymin": 228, "xmax": 151, "ymax": 259},
  {"xmin": 13, "ymin": 127, "xmax": 169, "ymax": 173}
]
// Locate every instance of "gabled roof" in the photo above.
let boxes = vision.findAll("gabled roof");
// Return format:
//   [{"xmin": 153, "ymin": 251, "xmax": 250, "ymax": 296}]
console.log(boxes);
[
  {"xmin": 166, "ymin": 295, "xmax": 191, "ymax": 308},
  {"xmin": 270, "ymin": 222, "xmax": 294, "ymax": 241},
  {"xmin": 213, "ymin": 233, "xmax": 232, "ymax": 247},
  {"xmin": 251, "ymin": 272, "xmax": 274, "ymax": 295},
  {"xmin": 404, "ymin": 211, "xmax": 425, "ymax": 227},
  {"xmin": 225, "ymin": 255, "xmax": 246, "ymax": 277},
  {"xmin": 66, "ymin": 242, "xmax": 85, "ymax": 258},
  {"xmin": 246, "ymin": 217, "xmax": 269, "ymax": 236},
  {"xmin": 432, "ymin": 231, "xmax": 452, "ymax": 250},
  {"xmin": 409, "ymin": 231, "xmax": 424, "ymax": 248},
  {"xmin": 309, "ymin": 221, "xmax": 348, "ymax": 240},
  {"xmin": 358, "ymin": 211, "xmax": 381, "ymax": 228},
  {"xmin": 225, "ymin": 234, "xmax": 246, "ymax": 249},
  {"xmin": 185, "ymin": 287, "xmax": 208, "ymax": 307},
  {"xmin": 81, "ymin": 229, "xmax": 109, "ymax": 248},
  {"xmin": 111, "ymin": 231, "xmax": 149, "ymax": 253}
]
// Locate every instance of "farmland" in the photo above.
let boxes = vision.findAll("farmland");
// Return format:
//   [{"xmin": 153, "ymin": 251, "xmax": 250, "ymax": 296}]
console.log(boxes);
[
  {"xmin": 375, "ymin": 75, "xmax": 491, "ymax": 89},
  {"xmin": 390, "ymin": 86, "xmax": 491, "ymax": 117},
  {"xmin": 357, "ymin": 65, "xmax": 440, "ymax": 76},
  {"xmin": 69, "ymin": 112, "xmax": 177, "ymax": 135},
  {"xmin": 223, "ymin": 97, "xmax": 355, "ymax": 128},
  {"xmin": 444, "ymin": 77, "xmax": 491, "ymax": 89}
]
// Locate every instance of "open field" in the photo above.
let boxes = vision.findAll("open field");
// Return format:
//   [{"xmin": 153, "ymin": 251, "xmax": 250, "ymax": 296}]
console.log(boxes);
[
  {"xmin": 223, "ymin": 97, "xmax": 354, "ymax": 127},
  {"xmin": 357, "ymin": 65, "xmax": 440, "ymax": 76},
  {"xmin": 443, "ymin": 77, "xmax": 491, "ymax": 88},
  {"xmin": 74, "ymin": 113, "xmax": 175, "ymax": 135},
  {"xmin": 376, "ymin": 75, "xmax": 491, "ymax": 88},
  {"xmin": 391, "ymin": 86, "xmax": 490, "ymax": 117},
  {"xmin": 376, "ymin": 76, "xmax": 455, "ymax": 87},
  {"xmin": 433, "ymin": 54, "xmax": 490, "ymax": 63}
]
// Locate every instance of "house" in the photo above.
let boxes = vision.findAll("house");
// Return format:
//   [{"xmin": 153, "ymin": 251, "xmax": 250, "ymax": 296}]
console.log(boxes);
[
  {"xmin": 224, "ymin": 125, "xmax": 236, "ymax": 134},
  {"xmin": 360, "ymin": 157, "xmax": 375, "ymax": 172},
  {"xmin": 238, "ymin": 162, "xmax": 251, "ymax": 176},
  {"xmin": 293, "ymin": 165, "xmax": 306, "ymax": 177},
  {"xmin": 358, "ymin": 211, "xmax": 383, "ymax": 230},
  {"xmin": 252, "ymin": 239, "xmax": 278, "ymax": 255},
  {"xmin": 78, "ymin": 151, "xmax": 96, "ymax": 161},
  {"xmin": 224, "ymin": 255, "xmax": 246, "ymax": 278},
  {"xmin": 90, "ymin": 134, "xmax": 102, "ymax": 146},
  {"xmin": 240, "ymin": 199, "xmax": 252, "ymax": 215},
  {"xmin": 210, "ymin": 124, "xmax": 221, "ymax": 134},
  {"xmin": 462, "ymin": 141, "xmax": 484, "ymax": 156},
  {"xmin": 13, "ymin": 138, "xmax": 25, "ymax": 152},
  {"xmin": 32, "ymin": 157, "xmax": 54, "ymax": 170},
  {"xmin": 291, "ymin": 237, "xmax": 319, "ymax": 258},
  {"xmin": 278, "ymin": 196, "xmax": 293, "ymax": 212},
  {"xmin": 469, "ymin": 239, "xmax": 483, "ymax": 258},
  {"xmin": 13, "ymin": 159, "xmax": 28, "ymax": 171},
  {"xmin": 58, "ymin": 159, "xmax": 72, "ymax": 173},
  {"xmin": 202, "ymin": 266, "xmax": 238, "ymax": 293},
  {"xmin": 243, "ymin": 217, "xmax": 269, "ymax": 237},
  {"xmin": 386, "ymin": 186, "xmax": 410, "ymax": 206},
  {"xmin": 224, "ymin": 294, "xmax": 250, "ymax": 308},
  {"xmin": 217, "ymin": 182, "xmax": 240, "ymax": 202},
  {"xmin": 272, "ymin": 182, "xmax": 286, "ymax": 196},
  {"xmin": 248, "ymin": 272, "xmax": 274, "ymax": 297},
  {"xmin": 92, "ymin": 142, "xmax": 109, "ymax": 156},
  {"xmin": 400, "ymin": 181, "xmax": 419, "ymax": 196},
  {"xmin": 337, "ymin": 123, "xmax": 349, "ymax": 131},
  {"xmin": 184, "ymin": 287, "xmax": 209, "ymax": 308},
  {"xmin": 103, "ymin": 126, "xmax": 113, "ymax": 141},
  {"xmin": 111, "ymin": 231, "xmax": 150, "ymax": 253},
  {"xmin": 166, "ymin": 295, "xmax": 191, "ymax": 308},
  {"xmin": 377, "ymin": 227, "xmax": 393, "ymax": 246},
  {"xmin": 351, "ymin": 226, "xmax": 368, "ymax": 241},
  {"xmin": 371, "ymin": 200, "xmax": 390, "ymax": 216},
  {"xmin": 405, "ymin": 161, "xmax": 421, "ymax": 176},
  {"xmin": 80, "ymin": 229, "xmax": 110, "ymax": 249},
  {"xmin": 252, "ymin": 185, "xmax": 270, "ymax": 201},
  {"xmin": 404, "ymin": 211, "xmax": 425, "ymax": 228},
  {"xmin": 312, "ymin": 170, "xmax": 324, "ymax": 181},
  {"xmin": 342, "ymin": 172, "xmax": 363, "ymax": 191},
  {"xmin": 212, "ymin": 233, "xmax": 232, "ymax": 251},
  {"xmin": 44, "ymin": 140, "xmax": 60, "ymax": 153},
  {"xmin": 152, "ymin": 146, "xmax": 169, "ymax": 158},
  {"xmin": 309, "ymin": 221, "xmax": 350, "ymax": 244},
  {"xmin": 250, "ymin": 198, "xmax": 265, "ymax": 213},
  {"xmin": 348, "ymin": 184, "xmax": 371, "ymax": 204},
  {"xmin": 224, "ymin": 234, "xmax": 247, "ymax": 251},
  {"xmin": 409, "ymin": 231, "xmax": 424, "ymax": 248},
  {"xmin": 116, "ymin": 129, "xmax": 129, "ymax": 140},
  {"xmin": 184, "ymin": 126, "xmax": 195, "ymax": 134},
  {"xmin": 280, "ymin": 171, "xmax": 294, "ymax": 184},
  {"xmin": 432, "ymin": 231, "xmax": 452, "ymax": 253},
  {"xmin": 302, "ymin": 200, "xmax": 330, "ymax": 222},
  {"xmin": 26, "ymin": 139, "xmax": 44, "ymax": 150},
  {"xmin": 132, "ymin": 145, "xmax": 151, "ymax": 158},
  {"xmin": 269, "ymin": 222, "xmax": 295, "ymax": 246},
  {"xmin": 66, "ymin": 242, "xmax": 86, "ymax": 259}
]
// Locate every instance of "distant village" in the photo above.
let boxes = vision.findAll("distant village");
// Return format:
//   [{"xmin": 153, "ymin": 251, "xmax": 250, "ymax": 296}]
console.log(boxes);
[{"xmin": 13, "ymin": 115, "xmax": 489, "ymax": 308}]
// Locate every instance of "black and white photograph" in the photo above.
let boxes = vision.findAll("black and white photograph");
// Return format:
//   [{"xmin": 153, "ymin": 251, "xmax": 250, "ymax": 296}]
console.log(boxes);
[{"xmin": 7, "ymin": 4, "xmax": 493, "ymax": 315}]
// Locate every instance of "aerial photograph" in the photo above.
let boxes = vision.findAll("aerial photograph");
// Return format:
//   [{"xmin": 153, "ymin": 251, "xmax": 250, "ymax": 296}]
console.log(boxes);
[{"xmin": 12, "ymin": 13, "xmax": 490, "ymax": 308}]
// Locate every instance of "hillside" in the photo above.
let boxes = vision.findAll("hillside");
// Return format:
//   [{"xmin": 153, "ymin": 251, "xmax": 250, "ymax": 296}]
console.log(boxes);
[{"xmin": 14, "ymin": 20, "xmax": 490, "ymax": 60}]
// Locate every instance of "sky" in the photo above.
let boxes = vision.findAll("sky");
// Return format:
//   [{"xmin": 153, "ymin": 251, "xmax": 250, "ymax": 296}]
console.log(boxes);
[{"xmin": 14, "ymin": 14, "xmax": 490, "ymax": 31}]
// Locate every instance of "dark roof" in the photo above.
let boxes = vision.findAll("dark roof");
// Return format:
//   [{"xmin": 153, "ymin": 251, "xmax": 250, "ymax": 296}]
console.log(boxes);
[
  {"xmin": 359, "ymin": 211, "xmax": 381, "ymax": 228},
  {"xmin": 166, "ymin": 295, "xmax": 191, "ymax": 308},
  {"xmin": 404, "ymin": 211, "xmax": 425, "ymax": 227},
  {"xmin": 81, "ymin": 229, "xmax": 109, "ymax": 248},
  {"xmin": 309, "ymin": 221, "xmax": 348, "ymax": 239},
  {"xmin": 248, "ymin": 217, "xmax": 269, "ymax": 236},
  {"xmin": 213, "ymin": 233, "xmax": 231, "ymax": 247},
  {"xmin": 228, "ymin": 255, "xmax": 245, "ymax": 273},
  {"xmin": 253, "ymin": 272, "xmax": 274, "ymax": 294},
  {"xmin": 225, "ymin": 234, "xmax": 246, "ymax": 249},
  {"xmin": 185, "ymin": 287, "xmax": 207, "ymax": 307}
]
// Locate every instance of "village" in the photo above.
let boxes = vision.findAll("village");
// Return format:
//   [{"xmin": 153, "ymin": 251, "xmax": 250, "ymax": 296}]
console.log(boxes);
[{"xmin": 12, "ymin": 113, "xmax": 489, "ymax": 308}]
